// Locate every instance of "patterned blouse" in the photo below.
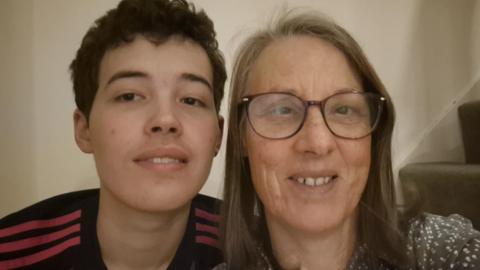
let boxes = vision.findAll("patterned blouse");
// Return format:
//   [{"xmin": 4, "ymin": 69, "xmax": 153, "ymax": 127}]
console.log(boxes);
[
  {"xmin": 349, "ymin": 214, "xmax": 480, "ymax": 269},
  {"xmin": 215, "ymin": 214, "xmax": 480, "ymax": 269}
]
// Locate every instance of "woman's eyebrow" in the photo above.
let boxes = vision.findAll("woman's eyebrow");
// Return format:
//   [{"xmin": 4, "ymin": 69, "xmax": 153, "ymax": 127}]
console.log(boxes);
[{"xmin": 258, "ymin": 88, "xmax": 298, "ymax": 95}]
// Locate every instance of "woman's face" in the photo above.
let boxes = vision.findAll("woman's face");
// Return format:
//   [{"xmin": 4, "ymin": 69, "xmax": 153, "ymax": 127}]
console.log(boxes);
[{"xmin": 245, "ymin": 35, "xmax": 371, "ymax": 235}]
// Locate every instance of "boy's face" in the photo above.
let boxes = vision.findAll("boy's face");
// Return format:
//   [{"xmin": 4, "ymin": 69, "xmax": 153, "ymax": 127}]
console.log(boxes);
[{"xmin": 74, "ymin": 36, "xmax": 222, "ymax": 212}]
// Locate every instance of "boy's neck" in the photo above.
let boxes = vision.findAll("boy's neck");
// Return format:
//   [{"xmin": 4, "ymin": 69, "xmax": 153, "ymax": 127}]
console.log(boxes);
[{"xmin": 96, "ymin": 187, "xmax": 191, "ymax": 270}]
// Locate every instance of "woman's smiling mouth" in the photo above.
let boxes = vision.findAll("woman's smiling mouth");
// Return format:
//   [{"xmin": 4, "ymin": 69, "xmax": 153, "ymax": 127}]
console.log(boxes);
[{"xmin": 289, "ymin": 175, "xmax": 338, "ymax": 187}]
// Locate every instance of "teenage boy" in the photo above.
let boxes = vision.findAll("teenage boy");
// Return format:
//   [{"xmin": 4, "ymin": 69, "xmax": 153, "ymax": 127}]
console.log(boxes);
[{"xmin": 0, "ymin": 0, "xmax": 226, "ymax": 269}]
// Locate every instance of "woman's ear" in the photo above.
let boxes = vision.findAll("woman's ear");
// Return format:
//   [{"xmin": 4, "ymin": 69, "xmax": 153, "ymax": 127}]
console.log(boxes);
[
  {"xmin": 242, "ymin": 137, "xmax": 248, "ymax": 158},
  {"xmin": 73, "ymin": 109, "xmax": 93, "ymax": 154},
  {"xmin": 240, "ymin": 120, "xmax": 249, "ymax": 158}
]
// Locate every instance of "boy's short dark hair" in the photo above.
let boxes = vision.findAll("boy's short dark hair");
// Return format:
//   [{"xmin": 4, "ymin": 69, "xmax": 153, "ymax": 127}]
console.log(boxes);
[{"xmin": 70, "ymin": 0, "xmax": 226, "ymax": 120}]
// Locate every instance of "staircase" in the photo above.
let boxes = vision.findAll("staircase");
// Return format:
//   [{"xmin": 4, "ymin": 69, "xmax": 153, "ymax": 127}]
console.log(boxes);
[{"xmin": 399, "ymin": 100, "xmax": 480, "ymax": 229}]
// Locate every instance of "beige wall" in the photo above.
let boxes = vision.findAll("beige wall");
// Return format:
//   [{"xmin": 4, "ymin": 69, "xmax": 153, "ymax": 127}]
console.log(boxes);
[
  {"xmin": 1, "ymin": 0, "xmax": 479, "ymax": 216},
  {"xmin": 0, "ymin": 1, "xmax": 35, "ymax": 216},
  {"xmin": 392, "ymin": 0, "xmax": 480, "ymax": 169},
  {"xmin": 32, "ymin": 0, "xmax": 120, "ymax": 204}
]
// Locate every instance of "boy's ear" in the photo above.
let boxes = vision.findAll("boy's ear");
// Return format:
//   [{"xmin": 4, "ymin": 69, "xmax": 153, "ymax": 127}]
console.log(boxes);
[
  {"xmin": 214, "ymin": 116, "xmax": 224, "ymax": 156},
  {"xmin": 73, "ymin": 109, "xmax": 93, "ymax": 154}
]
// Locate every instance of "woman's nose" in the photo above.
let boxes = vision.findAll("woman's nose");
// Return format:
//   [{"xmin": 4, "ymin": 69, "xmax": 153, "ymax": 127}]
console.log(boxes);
[{"xmin": 293, "ymin": 106, "xmax": 336, "ymax": 156}]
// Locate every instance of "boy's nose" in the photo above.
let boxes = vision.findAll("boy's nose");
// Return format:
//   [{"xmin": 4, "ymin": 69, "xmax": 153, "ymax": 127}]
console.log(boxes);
[
  {"xmin": 150, "ymin": 125, "xmax": 178, "ymax": 133},
  {"xmin": 146, "ymin": 103, "xmax": 182, "ymax": 136}
]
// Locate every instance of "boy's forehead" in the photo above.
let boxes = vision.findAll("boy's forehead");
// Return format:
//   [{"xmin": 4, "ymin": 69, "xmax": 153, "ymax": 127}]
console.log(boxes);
[{"xmin": 97, "ymin": 35, "xmax": 213, "ymax": 88}]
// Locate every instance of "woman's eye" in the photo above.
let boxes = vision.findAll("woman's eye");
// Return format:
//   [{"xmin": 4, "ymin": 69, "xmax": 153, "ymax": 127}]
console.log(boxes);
[
  {"xmin": 181, "ymin": 97, "xmax": 205, "ymax": 107},
  {"xmin": 115, "ymin": 93, "xmax": 141, "ymax": 102},
  {"xmin": 272, "ymin": 106, "xmax": 293, "ymax": 115},
  {"xmin": 335, "ymin": 106, "xmax": 350, "ymax": 115}
]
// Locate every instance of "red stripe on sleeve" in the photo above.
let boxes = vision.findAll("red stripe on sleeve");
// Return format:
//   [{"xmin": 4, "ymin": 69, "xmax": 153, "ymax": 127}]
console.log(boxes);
[
  {"xmin": 195, "ymin": 222, "xmax": 219, "ymax": 236},
  {"xmin": 194, "ymin": 208, "xmax": 220, "ymax": 223},
  {"xmin": 0, "ymin": 236, "xmax": 81, "ymax": 269},
  {"xmin": 0, "ymin": 223, "xmax": 80, "ymax": 253},
  {"xmin": 195, "ymin": 235, "xmax": 219, "ymax": 248},
  {"xmin": 0, "ymin": 210, "xmax": 81, "ymax": 238}
]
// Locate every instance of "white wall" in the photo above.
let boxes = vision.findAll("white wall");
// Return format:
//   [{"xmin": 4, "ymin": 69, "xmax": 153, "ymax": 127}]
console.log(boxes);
[{"xmin": 1, "ymin": 0, "xmax": 479, "ymax": 217}]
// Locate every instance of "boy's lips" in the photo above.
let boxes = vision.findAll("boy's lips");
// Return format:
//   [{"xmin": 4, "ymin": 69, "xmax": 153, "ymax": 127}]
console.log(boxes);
[
  {"xmin": 133, "ymin": 147, "xmax": 189, "ymax": 173},
  {"xmin": 148, "ymin": 157, "xmax": 184, "ymax": 164},
  {"xmin": 133, "ymin": 147, "xmax": 189, "ymax": 164}
]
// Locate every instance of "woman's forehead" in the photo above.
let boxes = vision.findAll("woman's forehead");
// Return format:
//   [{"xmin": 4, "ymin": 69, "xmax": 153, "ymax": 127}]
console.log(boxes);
[{"xmin": 246, "ymin": 36, "xmax": 362, "ymax": 97}]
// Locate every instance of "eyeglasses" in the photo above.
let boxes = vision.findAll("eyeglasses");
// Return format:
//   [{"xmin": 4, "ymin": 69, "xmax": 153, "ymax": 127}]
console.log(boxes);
[{"xmin": 239, "ymin": 90, "xmax": 385, "ymax": 140}]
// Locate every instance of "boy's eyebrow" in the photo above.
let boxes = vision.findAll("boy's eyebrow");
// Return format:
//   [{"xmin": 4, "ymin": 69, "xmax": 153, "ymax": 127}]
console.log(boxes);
[
  {"xmin": 106, "ymin": 71, "xmax": 213, "ymax": 90},
  {"xmin": 181, "ymin": 73, "xmax": 212, "ymax": 91},
  {"xmin": 106, "ymin": 70, "xmax": 147, "ymax": 86}
]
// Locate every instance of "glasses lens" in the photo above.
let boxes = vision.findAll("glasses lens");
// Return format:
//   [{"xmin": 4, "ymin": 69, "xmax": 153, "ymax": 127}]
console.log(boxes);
[
  {"xmin": 247, "ymin": 93, "xmax": 304, "ymax": 139},
  {"xmin": 323, "ymin": 92, "xmax": 382, "ymax": 139}
]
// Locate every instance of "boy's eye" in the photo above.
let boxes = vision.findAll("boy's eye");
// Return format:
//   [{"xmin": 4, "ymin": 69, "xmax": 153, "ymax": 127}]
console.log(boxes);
[
  {"xmin": 115, "ymin": 93, "xmax": 141, "ymax": 102},
  {"xmin": 181, "ymin": 97, "xmax": 205, "ymax": 107}
]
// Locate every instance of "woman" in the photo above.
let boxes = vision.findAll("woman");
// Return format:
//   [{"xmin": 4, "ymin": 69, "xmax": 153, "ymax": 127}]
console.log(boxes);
[{"xmin": 221, "ymin": 10, "xmax": 480, "ymax": 270}]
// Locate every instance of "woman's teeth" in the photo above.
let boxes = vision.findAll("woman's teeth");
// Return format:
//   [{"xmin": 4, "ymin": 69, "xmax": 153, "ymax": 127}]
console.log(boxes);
[{"xmin": 295, "ymin": 176, "xmax": 334, "ymax": 187}]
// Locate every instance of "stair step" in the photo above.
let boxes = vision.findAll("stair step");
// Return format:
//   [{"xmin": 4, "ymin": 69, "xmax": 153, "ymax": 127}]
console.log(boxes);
[{"xmin": 399, "ymin": 162, "xmax": 480, "ymax": 229}]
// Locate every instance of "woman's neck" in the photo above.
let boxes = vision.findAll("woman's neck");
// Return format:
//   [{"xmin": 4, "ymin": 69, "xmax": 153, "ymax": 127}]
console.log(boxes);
[
  {"xmin": 266, "ymin": 215, "xmax": 357, "ymax": 270},
  {"xmin": 96, "ymin": 188, "xmax": 190, "ymax": 270}
]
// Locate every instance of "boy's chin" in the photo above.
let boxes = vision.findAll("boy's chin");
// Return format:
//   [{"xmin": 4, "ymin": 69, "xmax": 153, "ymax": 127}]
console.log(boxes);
[{"xmin": 103, "ymin": 184, "xmax": 200, "ymax": 214}]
